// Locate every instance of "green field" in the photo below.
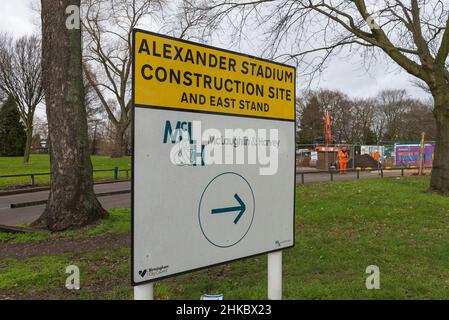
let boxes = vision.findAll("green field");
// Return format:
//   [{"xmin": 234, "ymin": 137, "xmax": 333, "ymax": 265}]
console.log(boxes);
[
  {"xmin": 0, "ymin": 155, "xmax": 131, "ymax": 188},
  {"xmin": 1, "ymin": 177, "xmax": 449, "ymax": 299}
]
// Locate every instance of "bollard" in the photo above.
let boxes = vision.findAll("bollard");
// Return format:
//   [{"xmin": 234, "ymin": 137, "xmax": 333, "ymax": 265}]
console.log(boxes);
[
  {"xmin": 301, "ymin": 173, "xmax": 304, "ymax": 185},
  {"xmin": 330, "ymin": 172, "xmax": 334, "ymax": 182},
  {"xmin": 31, "ymin": 174, "xmax": 35, "ymax": 186},
  {"xmin": 357, "ymin": 170, "xmax": 360, "ymax": 179},
  {"xmin": 401, "ymin": 168, "xmax": 404, "ymax": 176},
  {"xmin": 114, "ymin": 167, "xmax": 119, "ymax": 180}
]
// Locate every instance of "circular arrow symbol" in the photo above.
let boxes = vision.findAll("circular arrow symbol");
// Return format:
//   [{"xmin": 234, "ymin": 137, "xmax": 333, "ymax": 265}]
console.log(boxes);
[
  {"xmin": 211, "ymin": 193, "xmax": 246, "ymax": 224},
  {"xmin": 198, "ymin": 172, "xmax": 255, "ymax": 248}
]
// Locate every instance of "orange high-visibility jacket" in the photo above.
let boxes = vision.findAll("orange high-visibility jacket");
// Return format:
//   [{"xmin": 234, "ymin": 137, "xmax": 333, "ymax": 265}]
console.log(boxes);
[{"xmin": 338, "ymin": 151, "xmax": 348, "ymax": 163}]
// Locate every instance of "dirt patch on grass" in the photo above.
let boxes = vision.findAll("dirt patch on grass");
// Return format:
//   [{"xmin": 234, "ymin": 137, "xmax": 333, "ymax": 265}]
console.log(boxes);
[{"xmin": 0, "ymin": 233, "xmax": 130, "ymax": 260}]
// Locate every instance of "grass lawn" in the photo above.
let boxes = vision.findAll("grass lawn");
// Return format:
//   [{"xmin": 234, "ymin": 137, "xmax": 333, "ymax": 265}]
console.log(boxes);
[
  {"xmin": 0, "ymin": 209, "xmax": 131, "ymax": 243},
  {"xmin": 0, "ymin": 154, "xmax": 131, "ymax": 188},
  {"xmin": 1, "ymin": 177, "xmax": 449, "ymax": 299}
]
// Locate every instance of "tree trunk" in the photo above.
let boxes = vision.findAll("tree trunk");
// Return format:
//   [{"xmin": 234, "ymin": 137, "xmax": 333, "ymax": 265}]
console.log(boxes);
[
  {"xmin": 23, "ymin": 127, "xmax": 32, "ymax": 164},
  {"xmin": 111, "ymin": 124, "xmax": 126, "ymax": 158},
  {"xmin": 430, "ymin": 87, "xmax": 449, "ymax": 195},
  {"xmin": 32, "ymin": 0, "xmax": 108, "ymax": 231}
]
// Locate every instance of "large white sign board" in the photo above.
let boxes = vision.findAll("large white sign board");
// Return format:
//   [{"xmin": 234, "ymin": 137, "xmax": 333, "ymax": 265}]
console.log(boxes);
[{"xmin": 132, "ymin": 30, "xmax": 296, "ymax": 285}]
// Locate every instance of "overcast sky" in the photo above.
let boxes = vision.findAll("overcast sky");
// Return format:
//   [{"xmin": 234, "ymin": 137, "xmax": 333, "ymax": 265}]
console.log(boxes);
[{"xmin": 0, "ymin": 0, "xmax": 431, "ymax": 105}]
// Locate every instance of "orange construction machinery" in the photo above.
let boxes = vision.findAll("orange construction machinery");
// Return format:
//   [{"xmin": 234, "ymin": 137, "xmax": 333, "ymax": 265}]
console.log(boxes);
[
  {"xmin": 316, "ymin": 111, "xmax": 339, "ymax": 152},
  {"xmin": 324, "ymin": 111, "xmax": 332, "ymax": 146}
]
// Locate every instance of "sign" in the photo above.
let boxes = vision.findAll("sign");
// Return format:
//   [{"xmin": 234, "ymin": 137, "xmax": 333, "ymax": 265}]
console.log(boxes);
[
  {"xmin": 311, "ymin": 151, "xmax": 318, "ymax": 161},
  {"xmin": 132, "ymin": 29, "xmax": 296, "ymax": 285},
  {"xmin": 395, "ymin": 144, "xmax": 434, "ymax": 167}
]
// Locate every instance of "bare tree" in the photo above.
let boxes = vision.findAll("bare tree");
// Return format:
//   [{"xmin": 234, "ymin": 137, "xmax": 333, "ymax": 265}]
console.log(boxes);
[
  {"xmin": 372, "ymin": 106, "xmax": 386, "ymax": 145},
  {"xmin": 81, "ymin": 0, "xmax": 163, "ymax": 158},
  {"xmin": 315, "ymin": 90, "xmax": 352, "ymax": 143},
  {"xmin": 192, "ymin": 0, "xmax": 449, "ymax": 194},
  {"xmin": 377, "ymin": 89, "xmax": 409, "ymax": 142},
  {"xmin": 161, "ymin": 0, "xmax": 214, "ymax": 41},
  {"xmin": 0, "ymin": 34, "xmax": 44, "ymax": 163},
  {"xmin": 351, "ymin": 98, "xmax": 377, "ymax": 145},
  {"xmin": 83, "ymin": 71, "xmax": 107, "ymax": 154},
  {"xmin": 402, "ymin": 99, "xmax": 436, "ymax": 141},
  {"xmin": 32, "ymin": 115, "xmax": 48, "ymax": 150},
  {"xmin": 33, "ymin": 0, "xmax": 108, "ymax": 231},
  {"xmin": 298, "ymin": 89, "xmax": 376, "ymax": 145},
  {"xmin": 299, "ymin": 88, "xmax": 432, "ymax": 145}
]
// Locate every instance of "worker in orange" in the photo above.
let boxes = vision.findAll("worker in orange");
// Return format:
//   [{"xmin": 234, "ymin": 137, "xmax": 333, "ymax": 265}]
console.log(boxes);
[
  {"xmin": 338, "ymin": 147, "xmax": 349, "ymax": 174},
  {"xmin": 373, "ymin": 150, "xmax": 381, "ymax": 174},
  {"xmin": 373, "ymin": 150, "xmax": 380, "ymax": 162}
]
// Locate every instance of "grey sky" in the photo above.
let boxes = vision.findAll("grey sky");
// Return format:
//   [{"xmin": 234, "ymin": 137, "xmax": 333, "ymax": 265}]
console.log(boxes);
[
  {"xmin": 312, "ymin": 51, "xmax": 429, "ymax": 100},
  {"xmin": 0, "ymin": 0, "xmax": 38, "ymax": 36},
  {"xmin": 0, "ymin": 0, "xmax": 431, "ymax": 103}
]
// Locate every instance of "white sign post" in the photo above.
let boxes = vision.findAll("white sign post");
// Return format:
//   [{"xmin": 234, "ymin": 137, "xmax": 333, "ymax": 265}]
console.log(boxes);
[
  {"xmin": 268, "ymin": 251, "xmax": 282, "ymax": 300},
  {"xmin": 134, "ymin": 283, "xmax": 153, "ymax": 300},
  {"xmin": 132, "ymin": 30, "xmax": 296, "ymax": 300}
]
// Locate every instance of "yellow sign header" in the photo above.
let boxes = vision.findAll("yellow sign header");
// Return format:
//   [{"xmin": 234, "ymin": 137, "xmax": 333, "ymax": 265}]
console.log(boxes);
[{"xmin": 133, "ymin": 30, "xmax": 295, "ymax": 121}]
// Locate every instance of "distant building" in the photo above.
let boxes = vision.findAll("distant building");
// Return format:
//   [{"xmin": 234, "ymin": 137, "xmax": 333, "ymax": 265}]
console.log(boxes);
[{"xmin": 31, "ymin": 138, "xmax": 49, "ymax": 154}]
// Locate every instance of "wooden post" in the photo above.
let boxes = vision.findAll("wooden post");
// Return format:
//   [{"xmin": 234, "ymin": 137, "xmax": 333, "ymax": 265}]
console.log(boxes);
[{"xmin": 419, "ymin": 132, "xmax": 425, "ymax": 176}]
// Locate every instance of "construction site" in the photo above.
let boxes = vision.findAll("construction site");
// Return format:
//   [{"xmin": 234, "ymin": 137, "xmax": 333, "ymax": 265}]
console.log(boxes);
[{"xmin": 296, "ymin": 111, "xmax": 435, "ymax": 176}]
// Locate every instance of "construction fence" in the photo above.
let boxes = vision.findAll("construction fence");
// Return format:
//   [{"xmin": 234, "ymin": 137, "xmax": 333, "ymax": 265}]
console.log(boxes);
[{"xmin": 296, "ymin": 143, "xmax": 435, "ymax": 172}]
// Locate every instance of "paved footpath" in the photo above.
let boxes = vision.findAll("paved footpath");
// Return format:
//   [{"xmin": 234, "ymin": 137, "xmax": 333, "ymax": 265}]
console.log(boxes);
[
  {"xmin": 0, "ymin": 170, "xmax": 413, "ymax": 226},
  {"xmin": 0, "ymin": 182, "xmax": 130, "ymax": 226}
]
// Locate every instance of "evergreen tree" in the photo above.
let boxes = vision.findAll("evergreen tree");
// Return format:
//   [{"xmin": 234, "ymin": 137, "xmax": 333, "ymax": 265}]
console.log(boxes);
[
  {"xmin": 0, "ymin": 96, "xmax": 27, "ymax": 156},
  {"xmin": 298, "ymin": 96, "xmax": 324, "ymax": 144},
  {"xmin": 362, "ymin": 127, "xmax": 377, "ymax": 145}
]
